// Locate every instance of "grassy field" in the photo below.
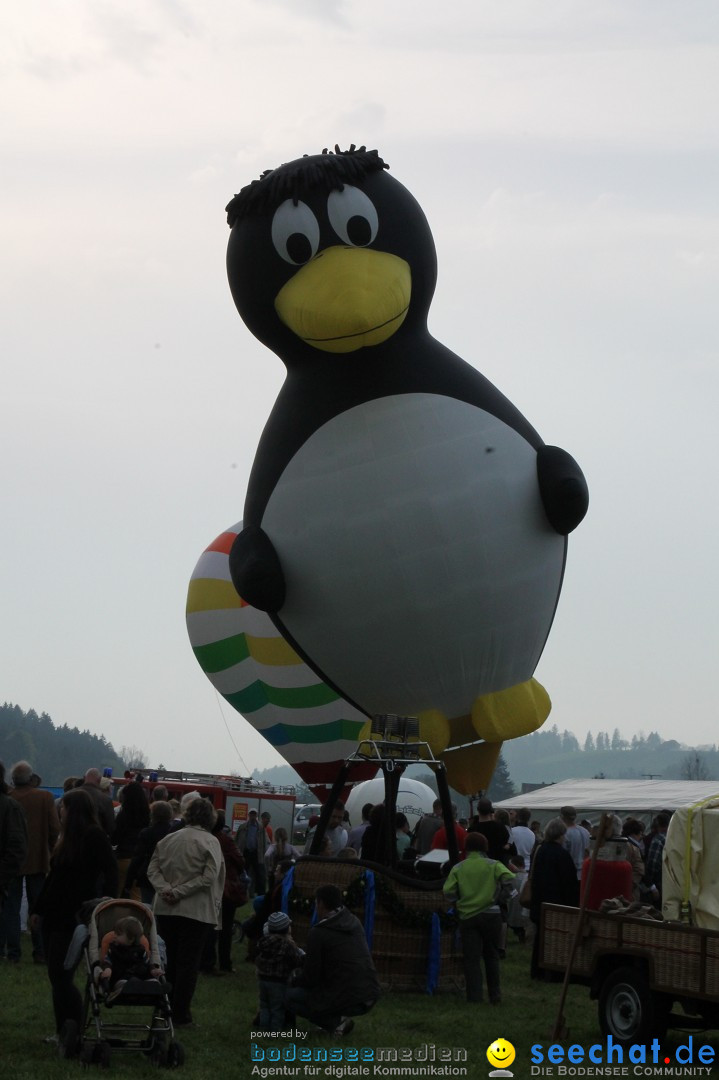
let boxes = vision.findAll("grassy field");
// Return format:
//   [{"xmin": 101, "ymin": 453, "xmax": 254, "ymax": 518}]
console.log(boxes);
[{"xmin": 1, "ymin": 916, "xmax": 717, "ymax": 1078}]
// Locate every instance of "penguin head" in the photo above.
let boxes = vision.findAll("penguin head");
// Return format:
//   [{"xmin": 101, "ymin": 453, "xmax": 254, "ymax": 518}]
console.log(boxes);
[{"xmin": 226, "ymin": 146, "xmax": 437, "ymax": 364}]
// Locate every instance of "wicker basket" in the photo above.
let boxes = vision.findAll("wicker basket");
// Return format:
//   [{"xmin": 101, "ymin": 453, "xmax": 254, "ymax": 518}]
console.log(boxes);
[
  {"xmin": 287, "ymin": 857, "xmax": 465, "ymax": 993},
  {"xmin": 542, "ymin": 904, "xmax": 719, "ymax": 1001}
]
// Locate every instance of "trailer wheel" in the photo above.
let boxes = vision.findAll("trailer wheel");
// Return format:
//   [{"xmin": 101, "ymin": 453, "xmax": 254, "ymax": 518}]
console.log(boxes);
[{"xmin": 599, "ymin": 966, "xmax": 667, "ymax": 1046}]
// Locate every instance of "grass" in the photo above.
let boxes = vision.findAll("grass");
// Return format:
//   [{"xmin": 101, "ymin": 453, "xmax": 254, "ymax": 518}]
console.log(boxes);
[{"xmin": 2, "ymin": 915, "xmax": 717, "ymax": 1078}]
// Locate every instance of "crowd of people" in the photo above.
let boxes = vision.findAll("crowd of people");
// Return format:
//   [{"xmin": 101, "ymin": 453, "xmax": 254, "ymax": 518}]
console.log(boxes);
[
  {"xmin": 0, "ymin": 756, "xmax": 675, "ymax": 1041},
  {"xmin": 0, "ymin": 760, "xmax": 384, "ymax": 1040}
]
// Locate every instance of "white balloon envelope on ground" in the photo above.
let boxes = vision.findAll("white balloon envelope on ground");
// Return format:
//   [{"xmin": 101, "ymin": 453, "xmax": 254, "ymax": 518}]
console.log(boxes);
[{"xmin": 345, "ymin": 776, "xmax": 437, "ymax": 830}]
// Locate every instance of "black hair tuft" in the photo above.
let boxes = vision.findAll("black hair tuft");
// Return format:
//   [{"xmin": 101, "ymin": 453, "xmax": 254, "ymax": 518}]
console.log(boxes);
[{"xmin": 225, "ymin": 145, "xmax": 389, "ymax": 227}]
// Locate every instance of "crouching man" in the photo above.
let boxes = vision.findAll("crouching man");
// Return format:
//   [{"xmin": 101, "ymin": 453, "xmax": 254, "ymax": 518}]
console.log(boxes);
[{"xmin": 286, "ymin": 884, "xmax": 380, "ymax": 1036}]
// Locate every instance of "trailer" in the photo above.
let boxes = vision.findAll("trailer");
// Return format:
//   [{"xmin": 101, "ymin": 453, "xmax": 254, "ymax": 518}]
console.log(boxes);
[
  {"xmin": 113, "ymin": 769, "xmax": 296, "ymax": 838},
  {"xmin": 540, "ymin": 903, "xmax": 719, "ymax": 1046}
]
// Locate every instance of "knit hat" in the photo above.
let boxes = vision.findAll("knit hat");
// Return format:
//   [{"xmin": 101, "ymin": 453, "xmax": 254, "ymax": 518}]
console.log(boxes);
[{"xmin": 265, "ymin": 911, "xmax": 291, "ymax": 934}]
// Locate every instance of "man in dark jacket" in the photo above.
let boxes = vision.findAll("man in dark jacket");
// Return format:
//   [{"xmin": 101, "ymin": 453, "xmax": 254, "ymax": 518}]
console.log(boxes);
[
  {"xmin": 3, "ymin": 760, "xmax": 60, "ymax": 962},
  {"xmin": 81, "ymin": 768, "xmax": 116, "ymax": 838},
  {"xmin": 286, "ymin": 884, "xmax": 380, "ymax": 1036},
  {"xmin": 0, "ymin": 762, "xmax": 28, "ymax": 921}
]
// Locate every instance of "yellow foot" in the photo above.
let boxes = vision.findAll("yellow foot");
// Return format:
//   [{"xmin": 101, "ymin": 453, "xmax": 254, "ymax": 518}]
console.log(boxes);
[
  {"xmin": 442, "ymin": 741, "xmax": 503, "ymax": 796},
  {"xmin": 470, "ymin": 678, "xmax": 551, "ymax": 743}
]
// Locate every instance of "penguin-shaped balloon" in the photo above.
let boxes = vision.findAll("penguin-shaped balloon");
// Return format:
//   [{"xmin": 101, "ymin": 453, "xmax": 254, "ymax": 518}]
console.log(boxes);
[{"xmin": 224, "ymin": 146, "xmax": 588, "ymax": 757}]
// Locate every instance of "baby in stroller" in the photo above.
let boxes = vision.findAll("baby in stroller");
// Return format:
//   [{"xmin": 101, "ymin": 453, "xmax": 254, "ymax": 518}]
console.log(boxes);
[
  {"xmin": 62, "ymin": 898, "xmax": 183, "ymax": 1067},
  {"xmin": 94, "ymin": 914, "xmax": 163, "ymax": 1001}
]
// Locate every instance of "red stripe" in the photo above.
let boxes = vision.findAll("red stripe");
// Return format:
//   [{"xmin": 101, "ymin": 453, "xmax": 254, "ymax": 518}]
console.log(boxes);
[
  {"xmin": 205, "ymin": 531, "xmax": 238, "ymax": 555},
  {"xmin": 294, "ymin": 760, "xmax": 379, "ymax": 803}
]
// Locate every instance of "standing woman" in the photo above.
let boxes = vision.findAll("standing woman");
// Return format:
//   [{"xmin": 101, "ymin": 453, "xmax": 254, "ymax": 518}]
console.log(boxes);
[
  {"xmin": 623, "ymin": 818, "xmax": 646, "ymax": 900},
  {"xmin": 203, "ymin": 812, "xmax": 248, "ymax": 974},
  {"xmin": 124, "ymin": 799, "xmax": 174, "ymax": 905},
  {"xmin": 148, "ymin": 797, "xmax": 225, "ymax": 1026},
  {"xmin": 528, "ymin": 817, "xmax": 579, "ymax": 979},
  {"xmin": 264, "ymin": 827, "xmax": 302, "ymax": 888},
  {"xmin": 114, "ymin": 780, "xmax": 150, "ymax": 898},
  {"xmin": 31, "ymin": 788, "xmax": 118, "ymax": 1041}
]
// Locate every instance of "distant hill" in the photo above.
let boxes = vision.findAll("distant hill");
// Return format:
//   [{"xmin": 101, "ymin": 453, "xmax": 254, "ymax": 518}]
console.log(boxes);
[
  {"xmin": 501, "ymin": 724, "xmax": 718, "ymax": 788},
  {"xmin": 5, "ymin": 701, "xmax": 713, "ymax": 796},
  {"xmin": 0, "ymin": 702, "xmax": 126, "ymax": 787}
]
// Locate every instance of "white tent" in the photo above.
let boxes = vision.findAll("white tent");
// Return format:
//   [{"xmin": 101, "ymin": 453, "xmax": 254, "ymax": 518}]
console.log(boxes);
[{"xmin": 495, "ymin": 778, "xmax": 719, "ymax": 826}]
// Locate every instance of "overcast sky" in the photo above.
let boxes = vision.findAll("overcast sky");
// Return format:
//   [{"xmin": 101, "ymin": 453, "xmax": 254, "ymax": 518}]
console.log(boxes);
[{"xmin": 3, "ymin": 2, "xmax": 718, "ymax": 779}]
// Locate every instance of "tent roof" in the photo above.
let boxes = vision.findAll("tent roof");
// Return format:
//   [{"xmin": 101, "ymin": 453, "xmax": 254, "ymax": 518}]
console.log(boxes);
[{"xmin": 495, "ymin": 778, "xmax": 719, "ymax": 817}]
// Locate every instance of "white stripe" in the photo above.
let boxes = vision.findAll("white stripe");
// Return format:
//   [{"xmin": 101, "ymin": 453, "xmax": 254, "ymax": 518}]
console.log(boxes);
[
  {"xmin": 186, "ymin": 606, "xmax": 277, "ymax": 647},
  {"xmin": 267, "ymin": 740, "xmax": 371, "ymax": 765},
  {"xmin": 244, "ymin": 700, "xmax": 368, "ymax": 731},
  {"xmin": 210, "ymin": 657, "xmax": 321, "ymax": 694},
  {"xmin": 189, "ymin": 550, "xmax": 233, "ymax": 583}
]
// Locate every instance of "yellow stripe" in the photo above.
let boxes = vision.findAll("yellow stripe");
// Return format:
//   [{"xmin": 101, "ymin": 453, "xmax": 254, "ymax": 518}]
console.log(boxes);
[
  {"xmin": 186, "ymin": 579, "xmax": 244, "ymax": 613},
  {"xmin": 246, "ymin": 635, "xmax": 302, "ymax": 667}
]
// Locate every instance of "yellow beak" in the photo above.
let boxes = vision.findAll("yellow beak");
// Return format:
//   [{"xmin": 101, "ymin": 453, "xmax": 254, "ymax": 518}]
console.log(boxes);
[{"xmin": 274, "ymin": 246, "xmax": 411, "ymax": 354}]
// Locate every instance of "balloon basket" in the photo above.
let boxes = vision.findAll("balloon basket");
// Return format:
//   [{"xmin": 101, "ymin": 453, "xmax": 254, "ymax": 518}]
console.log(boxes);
[{"xmin": 289, "ymin": 856, "xmax": 465, "ymax": 993}]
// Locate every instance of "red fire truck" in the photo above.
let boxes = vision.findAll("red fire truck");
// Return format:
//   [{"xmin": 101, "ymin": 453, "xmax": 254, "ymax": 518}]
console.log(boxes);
[{"xmin": 112, "ymin": 769, "xmax": 296, "ymax": 838}]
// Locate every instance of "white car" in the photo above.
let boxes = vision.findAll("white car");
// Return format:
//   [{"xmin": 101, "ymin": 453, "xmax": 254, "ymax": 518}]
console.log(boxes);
[{"xmin": 293, "ymin": 803, "xmax": 322, "ymax": 841}]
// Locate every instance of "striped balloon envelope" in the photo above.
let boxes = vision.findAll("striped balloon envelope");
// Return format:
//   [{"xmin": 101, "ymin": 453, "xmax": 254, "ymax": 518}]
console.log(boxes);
[{"xmin": 186, "ymin": 523, "xmax": 378, "ymax": 798}]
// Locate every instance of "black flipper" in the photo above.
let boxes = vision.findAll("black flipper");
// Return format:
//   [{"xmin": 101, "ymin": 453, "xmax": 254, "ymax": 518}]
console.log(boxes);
[
  {"xmin": 537, "ymin": 445, "xmax": 589, "ymax": 535},
  {"xmin": 228, "ymin": 525, "xmax": 286, "ymax": 612}
]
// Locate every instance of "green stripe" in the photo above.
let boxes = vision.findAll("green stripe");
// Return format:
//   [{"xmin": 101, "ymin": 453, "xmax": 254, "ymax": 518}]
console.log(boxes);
[
  {"xmin": 225, "ymin": 681, "xmax": 340, "ymax": 714},
  {"xmin": 266, "ymin": 717, "xmax": 367, "ymax": 746},
  {"xmin": 244, "ymin": 717, "xmax": 367, "ymax": 747},
  {"xmin": 193, "ymin": 634, "xmax": 250, "ymax": 674}
]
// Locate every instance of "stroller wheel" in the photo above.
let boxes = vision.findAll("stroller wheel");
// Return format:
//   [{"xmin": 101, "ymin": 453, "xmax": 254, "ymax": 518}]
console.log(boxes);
[
  {"xmin": 79, "ymin": 1043, "xmax": 95, "ymax": 1067},
  {"xmin": 58, "ymin": 1020, "xmax": 80, "ymax": 1059},
  {"xmin": 166, "ymin": 1040, "xmax": 185, "ymax": 1068},
  {"xmin": 149, "ymin": 1040, "xmax": 169, "ymax": 1067},
  {"xmin": 95, "ymin": 1041, "xmax": 112, "ymax": 1068}
]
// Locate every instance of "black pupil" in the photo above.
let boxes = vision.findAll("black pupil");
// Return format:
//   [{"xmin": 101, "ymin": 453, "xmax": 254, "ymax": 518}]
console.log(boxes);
[
  {"xmin": 346, "ymin": 215, "xmax": 371, "ymax": 246},
  {"xmin": 287, "ymin": 232, "xmax": 313, "ymax": 263}
]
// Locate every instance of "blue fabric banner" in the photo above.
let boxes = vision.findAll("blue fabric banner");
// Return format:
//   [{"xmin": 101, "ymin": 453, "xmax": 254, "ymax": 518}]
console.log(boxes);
[
  {"xmin": 281, "ymin": 865, "xmax": 295, "ymax": 914},
  {"xmin": 426, "ymin": 911, "xmax": 441, "ymax": 994}
]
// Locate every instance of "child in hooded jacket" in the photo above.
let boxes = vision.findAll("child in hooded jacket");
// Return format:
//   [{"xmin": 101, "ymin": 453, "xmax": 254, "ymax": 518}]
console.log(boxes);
[{"xmin": 255, "ymin": 911, "xmax": 304, "ymax": 1028}]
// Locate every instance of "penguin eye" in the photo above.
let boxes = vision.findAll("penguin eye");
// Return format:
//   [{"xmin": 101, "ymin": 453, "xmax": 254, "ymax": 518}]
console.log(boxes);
[
  {"xmin": 271, "ymin": 200, "xmax": 320, "ymax": 265},
  {"xmin": 327, "ymin": 185, "xmax": 378, "ymax": 247}
]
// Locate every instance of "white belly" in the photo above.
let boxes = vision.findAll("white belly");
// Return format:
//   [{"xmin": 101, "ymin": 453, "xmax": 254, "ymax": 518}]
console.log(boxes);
[{"xmin": 262, "ymin": 393, "xmax": 564, "ymax": 719}]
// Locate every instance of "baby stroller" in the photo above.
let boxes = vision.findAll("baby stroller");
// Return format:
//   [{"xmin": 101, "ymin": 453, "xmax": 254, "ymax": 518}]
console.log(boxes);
[{"xmin": 60, "ymin": 897, "xmax": 184, "ymax": 1068}]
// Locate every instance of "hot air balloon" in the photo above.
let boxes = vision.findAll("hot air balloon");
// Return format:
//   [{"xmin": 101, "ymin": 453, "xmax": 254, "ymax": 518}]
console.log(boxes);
[
  {"xmin": 189, "ymin": 146, "xmax": 587, "ymax": 816},
  {"xmin": 186, "ymin": 523, "xmax": 378, "ymax": 798}
]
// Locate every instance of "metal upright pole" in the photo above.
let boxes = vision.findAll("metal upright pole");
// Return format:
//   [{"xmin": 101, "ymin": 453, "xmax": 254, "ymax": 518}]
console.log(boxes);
[
  {"xmin": 435, "ymin": 762, "xmax": 460, "ymax": 867},
  {"xmin": 308, "ymin": 762, "xmax": 353, "ymax": 855},
  {"xmin": 381, "ymin": 762, "xmax": 405, "ymax": 868}
]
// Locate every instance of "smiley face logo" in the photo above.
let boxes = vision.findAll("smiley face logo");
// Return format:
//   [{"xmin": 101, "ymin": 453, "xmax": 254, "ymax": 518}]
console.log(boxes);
[{"xmin": 487, "ymin": 1039, "xmax": 516, "ymax": 1071}]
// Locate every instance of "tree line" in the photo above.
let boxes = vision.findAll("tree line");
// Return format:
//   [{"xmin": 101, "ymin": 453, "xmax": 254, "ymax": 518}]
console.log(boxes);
[
  {"xmin": 3, "ymin": 698, "xmax": 713, "ymax": 796},
  {"xmin": 0, "ymin": 702, "xmax": 127, "ymax": 786},
  {"xmin": 501, "ymin": 723, "xmax": 717, "ymax": 787}
]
